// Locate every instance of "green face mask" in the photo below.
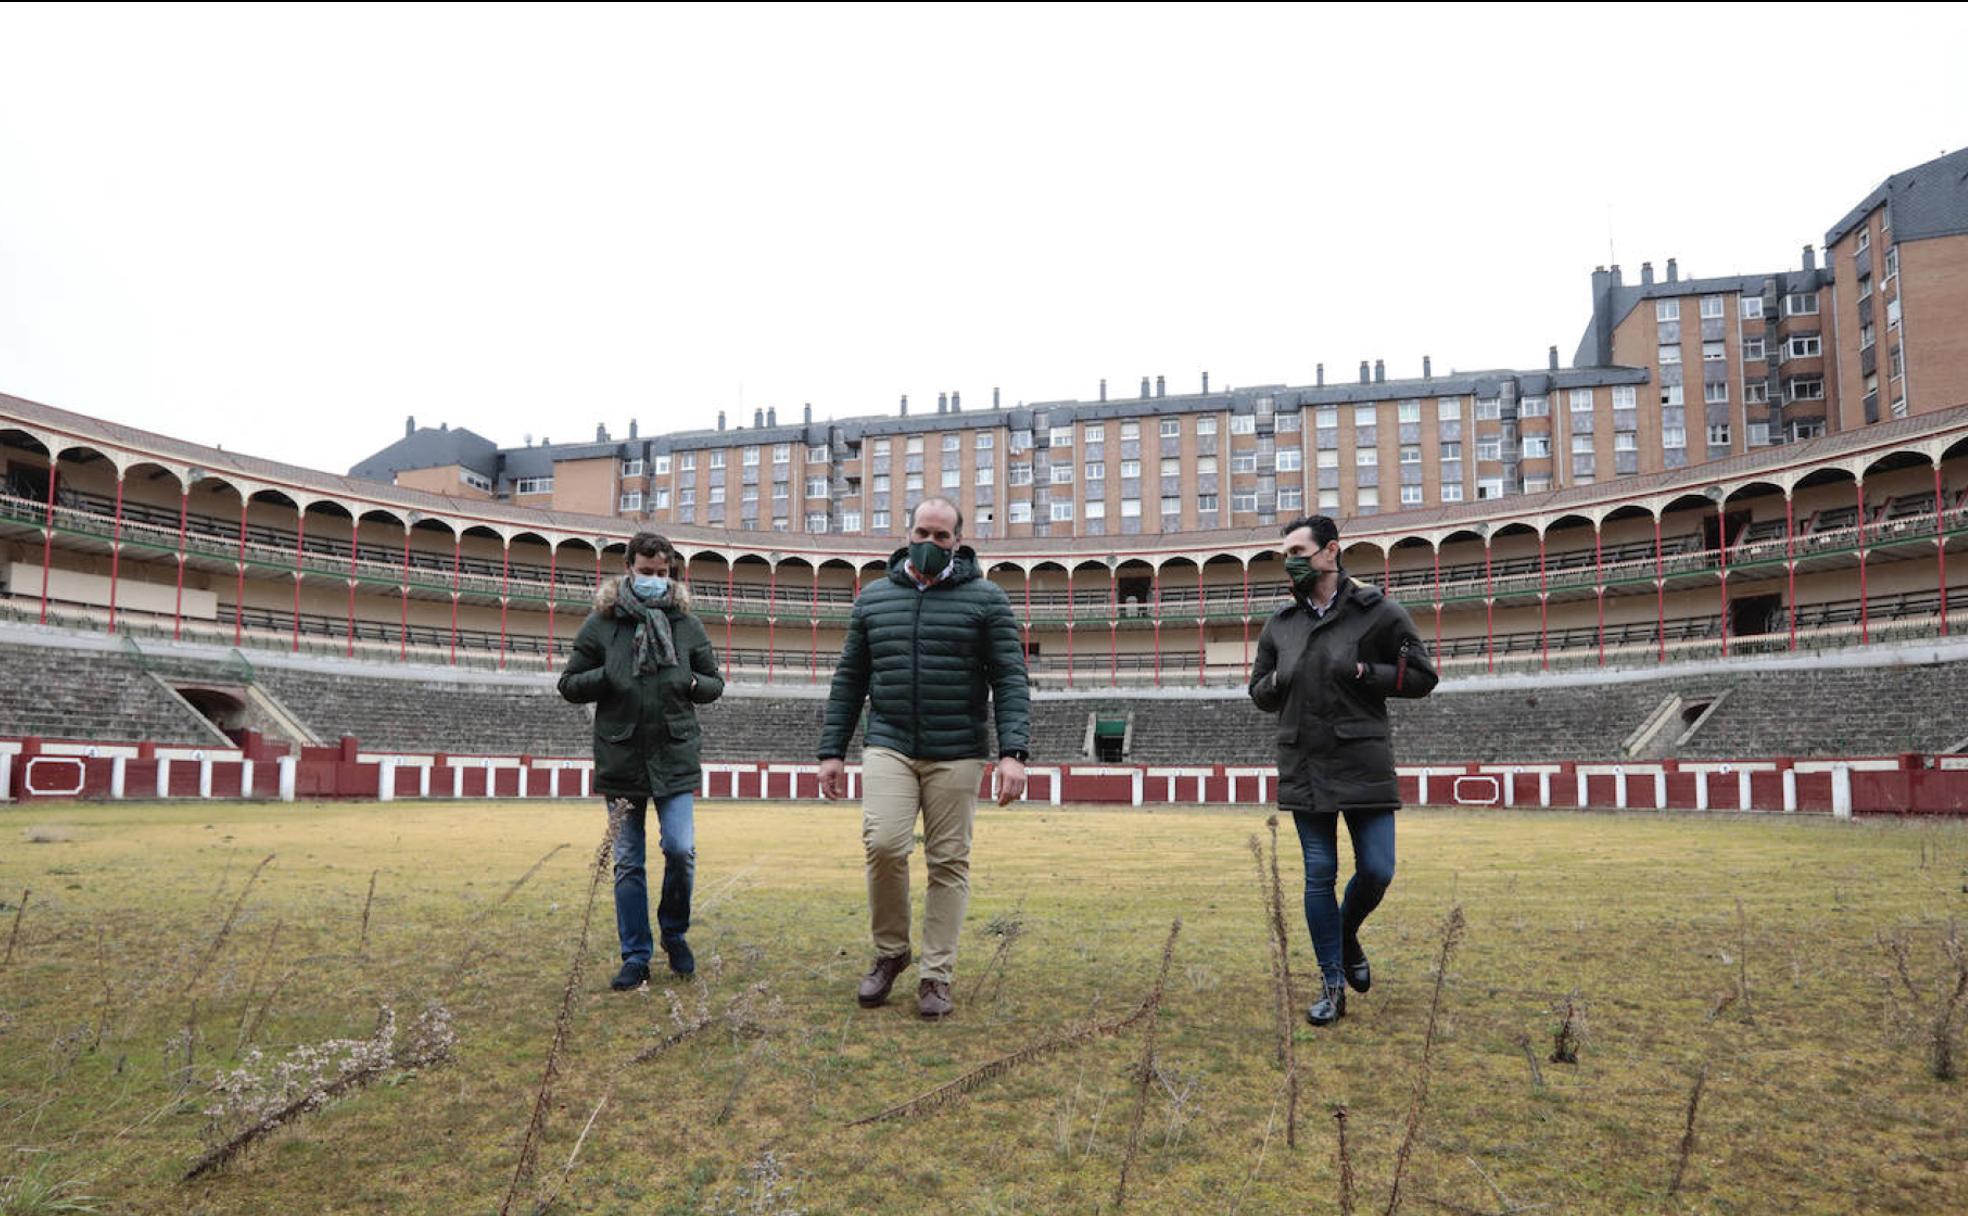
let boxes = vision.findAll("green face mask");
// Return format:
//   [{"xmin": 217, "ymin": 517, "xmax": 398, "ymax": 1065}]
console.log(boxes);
[
  {"xmin": 909, "ymin": 540, "xmax": 953, "ymax": 578},
  {"xmin": 1284, "ymin": 555, "xmax": 1317, "ymax": 589}
]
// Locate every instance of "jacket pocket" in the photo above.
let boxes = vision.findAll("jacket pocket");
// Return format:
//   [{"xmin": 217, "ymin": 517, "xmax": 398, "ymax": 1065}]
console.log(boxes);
[
  {"xmin": 599, "ymin": 718, "xmax": 636, "ymax": 744},
  {"xmin": 664, "ymin": 708, "xmax": 700, "ymax": 742}
]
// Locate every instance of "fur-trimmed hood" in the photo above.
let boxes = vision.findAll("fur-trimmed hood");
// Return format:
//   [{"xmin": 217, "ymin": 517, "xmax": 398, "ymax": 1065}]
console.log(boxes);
[{"xmin": 593, "ymin": 575, "xmax": 693, "ymax": 614}]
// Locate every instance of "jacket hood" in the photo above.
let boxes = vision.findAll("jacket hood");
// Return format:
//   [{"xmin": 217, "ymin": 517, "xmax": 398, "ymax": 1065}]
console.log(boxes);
[
  {"xmin": 886, "ymin": 544, "xmax": 983, "ymax": 587},
  {"xmin": 594, "ymin": 574, "xmax": 694, "ymax": 614}
]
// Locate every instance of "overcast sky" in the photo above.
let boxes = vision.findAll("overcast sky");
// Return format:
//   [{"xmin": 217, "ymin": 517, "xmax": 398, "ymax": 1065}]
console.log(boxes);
[{"xmin": 3, "ymin": 2, "xmax": 1965, "ymax": 476}]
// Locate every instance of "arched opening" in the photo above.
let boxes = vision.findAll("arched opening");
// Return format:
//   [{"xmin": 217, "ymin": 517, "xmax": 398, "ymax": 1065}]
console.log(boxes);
[{"xmin": 177, "ymin": 686, "xmax": 248, "ymax": 734}]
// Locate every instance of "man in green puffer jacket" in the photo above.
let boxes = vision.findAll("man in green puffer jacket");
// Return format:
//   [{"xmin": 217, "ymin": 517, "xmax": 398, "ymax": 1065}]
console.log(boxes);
[{"xmin": 818, "ymin": 497, "xmax": 1031, "ymax": 1020}]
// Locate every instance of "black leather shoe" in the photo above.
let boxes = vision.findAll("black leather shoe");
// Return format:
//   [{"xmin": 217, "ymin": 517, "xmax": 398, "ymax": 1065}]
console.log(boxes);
[
  {"xmin": 1342, "ymin": 933, "xmax": 1372, "ymax": 993},
  {"xmin": 1306, "ymin": 981, "xmax": 1347, "ymax": 1026},
  {"xmin": 610, "ymin": 960, "xmax": 651, "ymax": 991},
  {"xmin": 663, "ymin": 938, "xmax": 695, "ymax": 979}
]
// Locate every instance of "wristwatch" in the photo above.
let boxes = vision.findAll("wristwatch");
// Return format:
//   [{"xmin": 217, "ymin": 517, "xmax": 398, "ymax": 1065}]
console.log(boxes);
[{"xmin": 1000, "ymin": 750, "xmax": 1029, "ymax": 763}]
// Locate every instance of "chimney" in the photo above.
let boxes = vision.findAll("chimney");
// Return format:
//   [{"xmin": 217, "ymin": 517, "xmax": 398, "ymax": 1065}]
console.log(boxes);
[
  {"xmin": 628, "ymin": 419, "xmax": 638, "ymax": 439},
  {"xmin": 1373, "ymin": 359, "xmax": 1386, "ymax": 384},
  {"xmin": 1422, "ymin": 355, "xmax": 1432, "ymax": 379},
  {"xmin": 1640, "ymin": 261, "xmax": 1655, "ymax": 286},
  {"xmin": 766, "ymin": 406, "xmax": 777, "ymax": 427},
  {"xmin": 1548, "ymin": 345, "xmax": 1559, "ymax": 371},
  {"xmin": 993, "ymin": 386, "xmax": 1000, "ymax": 408},
  {"xmin": 1359, "ymin": 360, "xmax": 1371, "ymax": 385},
  {"xmin": 1802, "ymin": 244, "xmax": 1816, "ymax": 271},
  {"xmin": 405, "ymin": 415, "xmax": 416, "ymax": 437},
  {"xmin": 1156, "ymin": 375, "xmax": 1165, "ymax": 398},
  {"xmin": 752, "ymin": 408, "xmax": 763, "ymax": 428},
  {"xmin": 1666, "ymin": 257, "xmax": 1679, "ymax": 283},
  {"xmin": 1316, "ymin": 363, "xmax": 1325, "ymax": 387},
  {"xmin": 951, "ymin": 390, "xmax": 961, "ymax": 411},
  {"xmin": 900, "ymin": 393, "xmax": 908, "ymax": 416},
  {"xmin": 803, "ymin": 403, "xmax": 812, "ymax": 424},
  {"xmin": 440, "ymin": 422, "xmax": 448, "ymax": 431},
  {"xmin": 717, "ymin": 410, "xmax": 726, "ymax": 431},
  {"xmin": 596, "ymin": 423, "xmax": 608, "ymax": 442},
  {"xmin": 1099, "ymin": 378, "xmax": 1108, "ymax": 402},
  {"xmin": 937, "ymin": 392, "xmax": 948, "ymax": 414},
  {"xmin": 1140, "ymin": 376, "xmax": 1151, "ymax": 399},
  {"xmin": 1610, "ymin": 264, "xmax": 1623, "ymax": 285},
  {"xmin": 1202, "ymin": 371, "xmax": 1210, "ymax": 393}
]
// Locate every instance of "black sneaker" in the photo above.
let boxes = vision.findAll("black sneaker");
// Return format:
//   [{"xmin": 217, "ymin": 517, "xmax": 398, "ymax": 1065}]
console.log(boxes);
[
  {"xmin": 610, "ymin": 960, "xmax": 651, "ymax": 991},
  {"xmin": 1342, "ymin": 932, "xmax": 1372, "ymax": 993},
  {"xmin": 1306, "ymin": 981, "xmax": 1347, "ymax": 1026},
  {"xmin": 663, "ymin": 938, "xmax": 695, "ymax": 979}
]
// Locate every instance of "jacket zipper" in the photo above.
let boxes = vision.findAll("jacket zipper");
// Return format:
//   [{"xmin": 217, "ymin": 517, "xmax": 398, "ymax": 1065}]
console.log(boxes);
[{"xmin": 911, "ymin": 590, "xmax": 924, "ymax": 756}]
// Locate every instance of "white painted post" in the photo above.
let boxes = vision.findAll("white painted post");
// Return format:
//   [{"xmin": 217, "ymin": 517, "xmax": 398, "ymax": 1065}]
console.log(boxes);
[
  {"xmin": 452, "ymin": 765, "xmax": 464, "ymax": 799},
  {"xmin": 1576, "ymin": 771, "xmax": 1589, "ymax": 806},
  {"xmin": 848, "ymin": 768, "xmax": 858, "ymax": 800},
  {"xmin": 1131, "ymin": 770, "xmax": 1143, "ymax": 808},
  {"xmin": 517, "ymin": 765, "xmax": 530, "ymax": 799},
  {"xmin": 198, "ymin": 757, "xmax": 213, "ymax": 799},
  {"xmin": 156, "ymin": 757, "xmax": 171, "ymax": 799},
  {"xmin": 1258, "ymin": 773, "xmax": 1269, "ymax": 804},
  {"xmin": 1614, "ymin": 768, "xmax": 1629, "ymax": 810},
  {"xmin": 1050, "ymin": 771, "xmax": 1062, "ymax": 806},
  {"xmin": 111, "ymin": 756, "xmax": 127, "ymax": 800},
  {"xmin": 1539, "ymin": 771, "xmax": 1552, "ymax": 808},
  {"xmin": 0, "ymin": 753, "xmax": 11, "ymax": 802},
  {"xmin": 1415, "ymin": 770, "xmax": 1427, "ymax": 805},
  {"xmin": 1164, "ymin": 775, "xmax": 1175, "ymax": 802},
  {"xmin": 277, "ymin": 755, "xmax": 296, "ymax": 803},
  {"xmin": 1227, "ymin": 773, "xmax": 1238, "ymax": 802},
  {"xmin": 1739, "ymin": 770, "xmax": 1753, "ymax": 811},
  {"xmin": 377, "ymin": 758, "xmax": 395, "ymax": 802},
  {"xmin": 1832, "ymin": 764, "xmax": 1853, "ymax": 819},
  {"xmin": 1782, "ymin": 769, "xmax": 1798, "ymax": 813},
  {"xmin": 1654, "ymin": 771, "xmax": 1666, "ymax": 810},
  {"xmin": 549, "ymin": 767, "xmax": 561, "ymax": 799},
  {"xmin": 419, "ymin": 765, "xmax": 431, "ymax": 797},
  {"xmin": 240, "ymin": 759, "xmax": 254, "ymax": 799},
  {"xmin": 1503, "ymin": 769, "xmax": 1516, "ymax": 807},
  {"xmin": 1695, "ymin": 770, "xmax": 1709, "ymax": 811}
]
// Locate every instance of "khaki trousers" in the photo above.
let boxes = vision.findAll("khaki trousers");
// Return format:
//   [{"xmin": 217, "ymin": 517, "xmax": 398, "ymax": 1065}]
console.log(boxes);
[{"xmin": 860, "ymin": 746, "xmax": 983, "ymax": 983}]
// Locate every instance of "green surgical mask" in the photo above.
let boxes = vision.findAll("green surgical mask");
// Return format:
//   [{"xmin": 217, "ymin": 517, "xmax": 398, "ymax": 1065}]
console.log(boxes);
[
  {"xmin": 909, "ymin": 540, "xmax": 953, "ymax": 578},
  {"xmin": 1284, "ymin": 555, "xmax": 1317, "ymax": 589}
]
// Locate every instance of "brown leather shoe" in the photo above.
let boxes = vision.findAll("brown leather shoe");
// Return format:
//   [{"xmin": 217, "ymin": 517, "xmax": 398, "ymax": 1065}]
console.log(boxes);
[
  {"xmin": 856, "ymin": 952, "xmax": 912, "ymax": 1008},
  {"xmin": 917, "ymin": 978, "xmax": 953, "ymax": 1019}
]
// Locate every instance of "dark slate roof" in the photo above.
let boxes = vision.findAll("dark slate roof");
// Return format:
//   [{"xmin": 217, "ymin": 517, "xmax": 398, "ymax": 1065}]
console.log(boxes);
[
  {"xmin": 348, "ymin": 425, "xmax": 499, "ymax": 482},
  {"xmin": 1570, "ymin": 267, "xmax": 1832, "ymax": 369},
  {"xmin": 1825, "ymin": 146, "xmax": 1968, "ymax": 247}
]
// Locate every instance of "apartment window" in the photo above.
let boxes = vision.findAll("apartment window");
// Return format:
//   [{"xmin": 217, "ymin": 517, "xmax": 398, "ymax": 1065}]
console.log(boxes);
[
  {"xmin": 1050, "ymin": 501, "xmax": 1074, "ymax": 522},
  {"xmin": 1700, "ymin": 295, "xmax": 1725, "ymax": 319},
  {"xmin": 1523, "ymin": 477, "xmax": 1552, "ymax": 493},
  {"xmin": 872, "ymin": 474, "xmax": 891, "ymax": 494},
  {"xmin": 461, "ymin": 470, "xmax": 492, "ymax": 492},
  {"xmin": 1885, "ymin": 247, "xmax": 1899, "ymax": 279},
  {"xmin": 1160, "ymin": 457, "xmax": 1181, "ymax": 477},
  {"xmin": 1357, "ymin": 487, "xmax": 1380, "ymax": 510},
  {"xmin": 1084, "ymin": 424, "xmax": 1105, "ymax": 443},
  {"xmin": 1784, "ymin": 335, "xmax": 1822, "ymax": 359},
  {"xmin": 1859, "ymin": 322, "xmax": 1876, "ymax": 350},
  {"xmin": 905, "ymin": 473, "xmax": 923, "ymax": 493},
  {"xmin": 1231, "ymin": 453, "xmax": 1258, "ymax": 473},
  {"xmin": 766, "ymin": 444, "xmax": 786, "ymax": 464},
  {"xmin": 1009, "ymin": 463, "xmax": 1033, "ymax": 486},
  {"xmin": 1744, "ymin": 382, "xmax": 1769, "ymax": 405},
  {"xmin": 1611, "ymin": 386, "xmax": 1636, "ymax": 409},
  {"xmin": 1475, "ymin": 397, "xmax": 1501, "ymax": 420},
  {"xmin": 805, "ymin": 512, "xmax": 828, "ymax": 533},
  {"xmin": 840, "ymin": 510, "xmax": 862, "ymax": 533},
  {"xmin": 1083, "ymin": 500, "xmax": 1106, "ymax": 520},
  {"xmin": 1656, "ymin": 299, "xmax": 1680, "ymax": 322},
  {"xmin": 1702, "ymin": 341, "xmax": 1726, "ymax": 362},
  {"xmin": 1741, "ymin": 296, "xmax": 1764, "ymax": 319},
  {"xmin": 710, "ymin": 451, "xmax": 726, "ymax": 469},
  {"xmin": 1231, "ymin": 414, "xmax": 1256, "ymax": 435},
  {"xmin": 1441, "ymin": 483, "xmax": 1464, "ymax": 503},
  {"xmin": 619, "ymin": 492, "xmax": 642, "ymax": 511},
  {"xmin": 976, "ymin": 466, "xmax": 995, "ymax": 486},
  {"xmin": 1659, "ymin": 344, "xmax": 1682, "ymax": 365},
  {"xmin": 1521, "ymin": 436, "xmax": 1549, "ymax": 458},
  {"xmin": 808, "ymin": 446, "xmax": 829, "ymax": 463},
  {"xmin": 1571, "ymin": 435, "xmax": 1595, "ymax": 454},
  {"xmin": 872, "ymin": 439, "xmax": 892, "ymax": 457},
  {"xmin": 515, "ymin": 477, "xmax": 554, "ymax": 495},
  {"xmin": 1195, "ymin": 456, "xmax": 1217, "ymax": 476},
  {"xmin": 678, "ymin": 489, "xmax": 696, "ymax": 507},
  {"xmin": 1353, "ymin": 404, "xmax": 1378, "ymax": 428},
  {"xmin": 800, "ymin": 477, "xmax": 823, "ymax": 497},
  {"xmin": 929, "ymin": 434, "xmax": 953, "ymax": 454},
  {"xmin": 1661, "ymin": 384, "xmax": 1684, "ymax": 407},
  {"xmin": 1318, "ymin": 406, "xmax": 1343, "ymax": 428},
  {"xmin": 709, "ymin": 486, "xmax": 726, "ymax": 505},
  {"xmin": 1049, "ymin": 426, "xmax": 1074, "ymax": 447},
  {"xmin": 1438, "ymin": 442, "xmax": 1461, "ymax": 461},
  {"xmin": 1276, "ymin": 449, "xmax": 1303, "ymax": 471},
  {"xmin": 1274, "ymin": 489, "xmax": 1299, "ymax": 511},
  {"xmin": 869, "ymin": 510, "xmax": 890, "ymax": 531},
  {"xmin": 1400, "ymin": 444, "xmax": 1423, "ymax": 464},
  {"xmin": 1614, "ymin": 432, "xmax": 1638, "ymax": 452},
  {"xmin": 1743, "ymin": 336, "xmax": 1765, "ymax": 361},
  {"xmin": 1116, "ymin": 460, "xmax": 1138, "ymax": 479},
  {"xmin": 1855, "ymin": 227, "xmax": 1870, "ymax": 255},
  {"xmin": 1662, "ymin": 427, "xmax": 1687, "ymax": 449},
  {"xmin": 1784, "ymin": 293, "xmax": 1819, "ymax": 316},
  {"xmin": 906, "ymin": 436, "xmax": 925, "ymax": 455},
  {"xmin": 1120, "ymin": 422, "xmax": 1140, "ymax": 441},
  {"xmin": 1051, "ymin": 463, "xmax": 1074, "ymax": 484},
  {"xmin": 1397, "ymin": 400, "xmax": 1422, "ymax": 423},
  {"xmin": 1747, "ymin": 423, "xmax": 1771, "ymax": 447},
  {"xmin": 975, "ymin": 431, "xmax": 995, "ymax": 450},
  {"xmin": 1858, "ymin": 276, "xmax": 1873, "ymax": 301},
  {"xmin": 1160, "ymin": 419, "xmax": 1181, "ymax": 438},
  {"xmin": 1476, "ymin": 439, "xmax": 1501, "ymax": 461},
  {"xmin": 941, "ymin": 468, "xmax": 960, "ymax": 489},
  {"xmin": 743, "ymin": 447, "xmax": 759, "ymax": 467},
  {"xmin": 1009, "ymin": 501, "xmax": 1033, "ymax": 524},
  {"xmin": 1704, "ymin": 382, "xmax": 1729, "ymax": 404},
  {"xmin": 1318, "ymin": 488, "xmax": 1341, "ymax": 510},
  {"xmin": 1232, "ymin": 493, "xmax": 1258, "ymax": 513},
  {"xmin": 621, "ymin": 458, "xmax": 645, "ymax": 478},
  {"xmin": 1355, "ymin": 448, "xmax": 1378, "ymax": 467},
  {"xmin": 1790, "ymin": 419, "xmax": 1826, "ymax": 440},
  {"xmin": 1275, "ymin": 410, "xmax": 1301, "ymax": 432},
  {"xmin": 1161, "ymin": 495, "xmax": 1183, "ymax": 517},
  {"xmin": 1520, "ymin": 396, "xmax": 1548, "ymax": 417},
  {"xmin": 1475, "ymin": 480, "xmax": 1504, "ymax": 500},
  {"xmin": 1890, "ymin": 347, "xmax": 1904, "ymax": 379},
  {"xmin": 1317, "ymin": 449, "xmax": 1339, "ymax": 469},
  {"xmin": 1195, "ymin": 417, "xmax": 1217, "ymax": 436},
  {"xmin": 1707, "ymin": 425, "xmax": 1731, "ymax": 446},
  {"xmin": 1084, "ymin": 462, "xmax": 1105, "ymax": 482},
  {"xmin": 1887, "ymin": 297, "xmax": 1902, "ymax": 328},
  {"xmin": 1120, "ymin": 499, "xmax": 1141, "ymax": 518},
  {"xmin": 1400, "ymin": 485, "xmax": 1423, "ymax": 506},
  {"xmin": 1891, "ymin": 395, "xmax": 1909, "ymax": 418}
]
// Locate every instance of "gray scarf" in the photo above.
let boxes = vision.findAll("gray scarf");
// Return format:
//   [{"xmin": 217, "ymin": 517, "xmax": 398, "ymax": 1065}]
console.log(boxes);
[{"xmin": 614, "ymin": 576, "xmax": 678, "ymax": 674}]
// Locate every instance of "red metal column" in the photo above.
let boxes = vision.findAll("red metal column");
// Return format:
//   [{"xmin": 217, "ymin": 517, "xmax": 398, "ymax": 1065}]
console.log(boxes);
[
  {"xmin": 809, "ymin": 566, "xmax": 819, "ymax": 684},
  {"xmin": 106, "ymin": 473, "xmax": 126, "ymax": 634},
  {"xmin": 345, "ymin": 517, "xmax": 360, "ymax": 658},
  {"xmin": 1537, "ymin": 529, "xmax": 1548, "ymax": 670},
  {"xmin": 1593, "ymin": 521, "xmax": 1605, "ymax": 666},
  {"xmin": 1717, "ymin": 500, "xmax": 1730, "ymax": 658},
  {"xmin": 1195, "ymin": 562, "xmax": 1207, "ymax": 687},
  {"xmin": 37, "ymin": 458, "xmax": 57, "ymax": 625},
  {"xmin": 1108, "ymin": 567, "xmax": 1118, "ymax": 687},
  {"xmin": 1483, "ymin": 539, "xmax": 1494, "ymax": 674},
  {"xmin": 399, "ymin": 525, "xmax": 411, "ymax": 661},
  {"xmin": 234, "ymin": 497, "xmax": 248, "ymax": 646},
  {"xmin": 1785, "ymin": 494, "xmax": 1797, "ymax": 651},
  {"xmin": 1856, "ymin": 480, "xmax": 1869, "ymax": 645},
  {"xmin": 1065, "ymin": 565, "xmax": 1075, "ymax": 689},
  {"xmin": 291, "ymin": 511, "xmax": 307, "ymax": 652},
  {"xmin": 1432, "ymin": 545, "xmax": 1442, "ymax": 668},
  {"xmin": 1938, "ymin": 464, "xmax": 1950, "ymax": 638},
  {"xmin": 1240, "ymin": 562, "xmax": 1252, "ymax": 682},
  {"xmin": 723, "ymin": 561, "xmax": 734, "ymax": 675},
  {"xmin": 173, "ymin": 490, "xmax": 189, "ymax": 641},
  {"xmin": 1654, "ymin": 514, "xmax": 1665, "ymax": 663},
  {"xmin": 449, "ymin": 534, "xmax": 461, "ymax": 665},
  {"xmin": 1022, "ymin": 574, "xmax": 1033, "ymax": 666},
  {"xmin": 765, "ymin": 563, "xmax": 778, "ymax": 685},
  {"xmin": 546, "ymin": 544, "xmax": 559, "ymax": 668},
  {"xmin": 1151, "ymin": 568, "xmax": 1163, "ymax": 687},
  {"xmin": 497, "ymin": 540, "xmax": 511, "ymax": 669}
]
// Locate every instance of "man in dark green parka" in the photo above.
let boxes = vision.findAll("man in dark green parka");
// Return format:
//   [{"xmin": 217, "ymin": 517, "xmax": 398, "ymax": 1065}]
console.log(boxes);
[
  {"xmin": 818, "ymin": 497, "xmax": 1031, "ymax": 1019},
  {"xmin": 559, "ymin": 532, "xmax": 724, "ymax": 990}
]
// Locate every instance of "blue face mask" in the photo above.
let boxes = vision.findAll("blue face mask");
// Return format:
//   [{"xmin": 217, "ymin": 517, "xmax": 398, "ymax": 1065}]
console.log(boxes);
[{"xmin": 632, "ymin": 574, "xmax": 669, "ymax": 598}]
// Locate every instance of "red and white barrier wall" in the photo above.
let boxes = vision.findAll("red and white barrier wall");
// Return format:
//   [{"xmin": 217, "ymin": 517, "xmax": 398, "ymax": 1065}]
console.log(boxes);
[{"xmin": 5, "ymin": 735, "xmax": 1967, "ymax": 817}]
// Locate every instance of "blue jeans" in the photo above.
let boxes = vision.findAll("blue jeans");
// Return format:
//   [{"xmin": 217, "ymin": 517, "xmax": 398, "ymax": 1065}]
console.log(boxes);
[
  {"xmin": 609, "ymin": 793, "xmax": 695, "ymax": 965},
  {"xmin": 1291, "ymin": 809, "xmax": 1396, "ymax": 987}
]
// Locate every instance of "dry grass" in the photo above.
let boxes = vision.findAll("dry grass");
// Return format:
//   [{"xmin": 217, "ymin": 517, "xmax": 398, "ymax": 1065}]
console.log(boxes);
[{"xmin": 1, "ymin": 801, "xmax": 1966, "ymax": 1214}]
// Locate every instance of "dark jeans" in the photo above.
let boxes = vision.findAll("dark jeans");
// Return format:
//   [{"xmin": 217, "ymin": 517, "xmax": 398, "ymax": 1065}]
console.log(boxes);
[
  {"xmin": 1290, "ymin": 808, "xmax": 1397, "ymax": 987},
  {"xmin": 608, "ymin": 792, "xmax": 695, "ymax": 965}
]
